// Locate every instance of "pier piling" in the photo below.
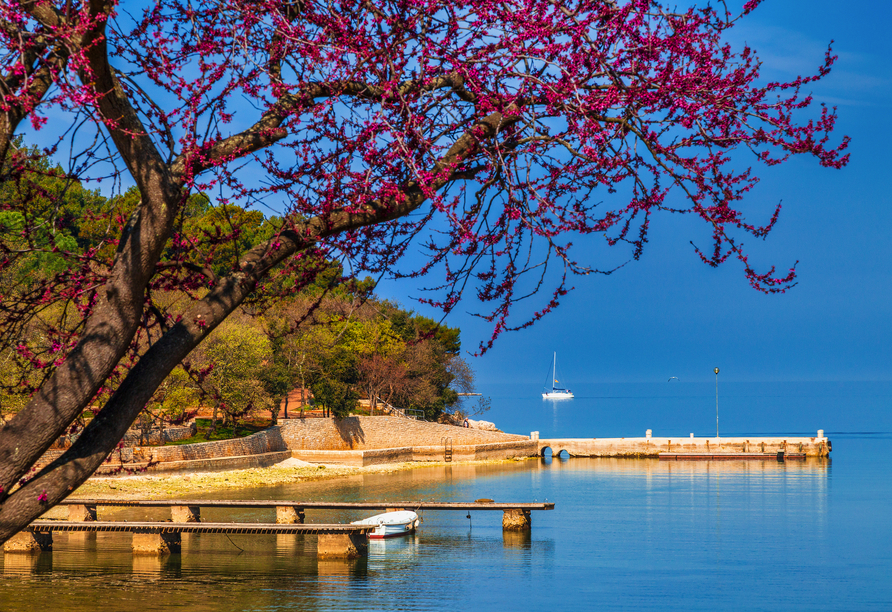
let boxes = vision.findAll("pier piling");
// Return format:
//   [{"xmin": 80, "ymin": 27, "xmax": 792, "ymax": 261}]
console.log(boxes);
[
  {"xmin": 171, "ymin": 505, "xmax": 200, "ymax": 523},
  {"xmin": 132, "ymin": 532, "xmax": 181, "ymax": 555},
  {"xmin": 276, "ymin": 506, "xmax": 305, "ymax": 524},
  {"xmin": 317, "ymin": 533, "xmax": 367, "ymax": 559},
  {"xmin": 502, "ymin": 509, "xmax": 532, "ymax": 531},
  {"xmin": 3, "ymin": 531, "xmax": 52, "ymax": 553},
  {"xmin": 67, "ymin": 504, "xmax": 97, "ymax": 522}
]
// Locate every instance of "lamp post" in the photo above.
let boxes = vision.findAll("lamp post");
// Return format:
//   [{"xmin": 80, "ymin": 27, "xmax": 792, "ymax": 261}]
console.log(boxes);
[{"xmin": 714, "ymin": 367, "xmax": 720, "ymax": 438}]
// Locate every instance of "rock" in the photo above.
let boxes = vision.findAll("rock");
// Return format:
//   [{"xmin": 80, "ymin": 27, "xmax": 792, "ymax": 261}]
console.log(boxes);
[{"xmin": 467, "ymin": 419, "xmax": 500, "ymax": 432}]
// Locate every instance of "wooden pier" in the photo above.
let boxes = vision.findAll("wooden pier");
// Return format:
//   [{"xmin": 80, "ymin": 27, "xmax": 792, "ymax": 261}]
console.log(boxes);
[
  {"xmin": 6, "ymin": 521, "xmax": 372, "ymax": 558},
  {"xmin": 5, "ymin": 499, "xmax": 554, "ymax": 558},
  {"xmin": 57, "ymin": 498, "xmax": 554, "ymax": 531}
]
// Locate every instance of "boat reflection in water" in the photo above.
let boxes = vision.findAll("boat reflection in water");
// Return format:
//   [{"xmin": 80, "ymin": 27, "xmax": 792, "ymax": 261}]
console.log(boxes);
[{"xmin": 368, "ymin": 533, "xmax": 420, "ymax": 561}]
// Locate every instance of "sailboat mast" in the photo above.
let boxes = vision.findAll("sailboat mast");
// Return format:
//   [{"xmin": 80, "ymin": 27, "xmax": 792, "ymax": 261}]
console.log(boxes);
[{"xmin": 552, "ymin": 352, "xmax": 557, "ymax": 392}]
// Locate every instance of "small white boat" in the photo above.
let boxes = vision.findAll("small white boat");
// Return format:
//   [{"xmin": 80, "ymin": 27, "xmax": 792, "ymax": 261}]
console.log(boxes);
[
  {"xmin": 351, "ymin": 510, "xmax": 420, "ymax": 539},
  {"xmin": 542, "ymin": 352, "xmax": 574, "ymax": 399}
]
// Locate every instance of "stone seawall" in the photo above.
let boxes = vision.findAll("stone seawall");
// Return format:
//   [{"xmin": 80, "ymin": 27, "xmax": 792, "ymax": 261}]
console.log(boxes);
[
  {"xmin": 130, "ymin": 427, "xmax": 288, "ymax": 463},
  {"xmin": 37, "ymin": 428, "xmax": 289, "ymax": 470},
  {"xmin": 292, "ymin": 440, "xmax": 539, "ymax": 466},
  {"xmin": 122, "ymin": 424, "xmax": 198, "ymax": 446},
  {"xmin": 279, "ymin": 415, "xmax": 526, "ymax": 450},
  {"xmin": 98, "ymin": 451, "xmax": 294, "ymax": 474},
  {"xmin": 539, "ymin": 434, "xmax": 831, "ymax": 458},
  {"xmin": 36, "ymin": 417, "xmax": 529, "ymax": 472},
  {"xmin": 49, "ymin": 424, "xmax": 198, "ymax": 450}
]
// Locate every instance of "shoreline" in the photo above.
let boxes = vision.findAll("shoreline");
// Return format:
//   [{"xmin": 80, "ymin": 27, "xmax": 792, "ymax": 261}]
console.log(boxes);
[{"xmin": 60, "ymin": 456, "xmax": 534, "ymax": 503}]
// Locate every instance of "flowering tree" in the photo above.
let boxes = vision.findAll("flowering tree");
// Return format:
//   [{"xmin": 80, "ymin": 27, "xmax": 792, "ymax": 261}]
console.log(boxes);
[{"xmin": 0, "ymin": 0, "xmax": 847, "ymax": 542}]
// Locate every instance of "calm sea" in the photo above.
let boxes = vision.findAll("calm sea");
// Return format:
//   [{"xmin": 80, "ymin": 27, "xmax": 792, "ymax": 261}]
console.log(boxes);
[{"xmin": 1, "ymin": 381, "xmax": 890, "ymax": 611}]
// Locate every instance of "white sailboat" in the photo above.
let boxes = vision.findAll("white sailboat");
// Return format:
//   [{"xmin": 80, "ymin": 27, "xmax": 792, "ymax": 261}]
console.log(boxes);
[{"xmin": 542, "ymin": 352, "xmax": 574, "ymax": 399}]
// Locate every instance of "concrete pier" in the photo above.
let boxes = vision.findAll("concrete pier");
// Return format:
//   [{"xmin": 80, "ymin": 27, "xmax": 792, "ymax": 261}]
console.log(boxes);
[{"xmin": 538, "ymin": 432, "xmax": 830, "ymax": 458}]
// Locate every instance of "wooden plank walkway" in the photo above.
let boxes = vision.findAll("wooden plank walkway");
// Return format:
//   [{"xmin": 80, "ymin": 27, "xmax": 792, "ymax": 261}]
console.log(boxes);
[
  {"xmin": 59, "ymin": 499, "xmax": 555, "ymax": 511},
  {"xmin": 8, "ymin": 520, "xmax": 372, "ymax": 558},
  {"xmin": 28, "ymin": 521, "xmax": 371, "ymax": 535}
]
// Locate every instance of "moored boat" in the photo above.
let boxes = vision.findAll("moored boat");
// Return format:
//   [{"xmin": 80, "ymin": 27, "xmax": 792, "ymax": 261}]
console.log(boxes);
[{"xmin": 351, "ymin": 510, "xmax": 420, "ymax": 539}]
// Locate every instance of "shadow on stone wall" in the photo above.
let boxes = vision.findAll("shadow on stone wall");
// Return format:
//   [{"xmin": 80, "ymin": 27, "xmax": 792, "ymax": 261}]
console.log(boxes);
[
  {"xmin": 263, "ymin": 426, "xmax": 288, "ymax": 452},
  {"xmin": 333, "ymin": 417, "xmax": 366, "ymax": 449}
]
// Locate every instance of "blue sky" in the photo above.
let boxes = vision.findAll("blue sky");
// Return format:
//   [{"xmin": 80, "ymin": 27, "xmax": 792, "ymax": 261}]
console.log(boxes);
[{"xmin": 379, "ymin": 0, "xmax": 892, "ymax": 385}]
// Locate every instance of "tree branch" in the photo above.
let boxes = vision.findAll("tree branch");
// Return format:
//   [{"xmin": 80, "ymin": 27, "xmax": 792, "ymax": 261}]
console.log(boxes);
[
  {"xmin": 0, "ymin": 104, "xmax": 516, "ymax": 535},
  {"xmin": 173, "ymin": 72, "xmax": 478, "ymax": 177}
]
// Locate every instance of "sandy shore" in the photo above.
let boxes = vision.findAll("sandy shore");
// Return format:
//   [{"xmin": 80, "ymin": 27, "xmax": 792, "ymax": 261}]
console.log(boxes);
[{"xmin": 63, "ymin": 456, "xmax": 532, "ymax": 501}]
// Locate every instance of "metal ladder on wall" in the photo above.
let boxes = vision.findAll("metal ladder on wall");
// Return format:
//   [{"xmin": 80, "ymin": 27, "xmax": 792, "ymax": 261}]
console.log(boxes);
[{"xmin": 442, "ymin": 437, "xmax": 453, "ymax": 462}]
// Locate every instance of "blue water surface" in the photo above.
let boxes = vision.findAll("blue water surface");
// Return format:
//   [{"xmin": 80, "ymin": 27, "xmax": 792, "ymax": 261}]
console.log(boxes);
[{"xmin": 0, "ymin": 381, "xmax": 889, "ymax": 611}]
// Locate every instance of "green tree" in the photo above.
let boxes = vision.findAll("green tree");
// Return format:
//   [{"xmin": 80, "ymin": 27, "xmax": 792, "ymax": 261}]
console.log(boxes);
[
  {"xmin": 193, "ymin": 316, "xmax": 274, "ymax": 435},
  {"xmin": 136, "ymin": 366, "xmax": 201, "ymax": 443},
  {"xmin": 309, "ymin": 375, "xmax": 357, "ymax": 419},
  {"xmin": 183, "ymin": 204, "xmax": 281, "ymax": 277}
]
